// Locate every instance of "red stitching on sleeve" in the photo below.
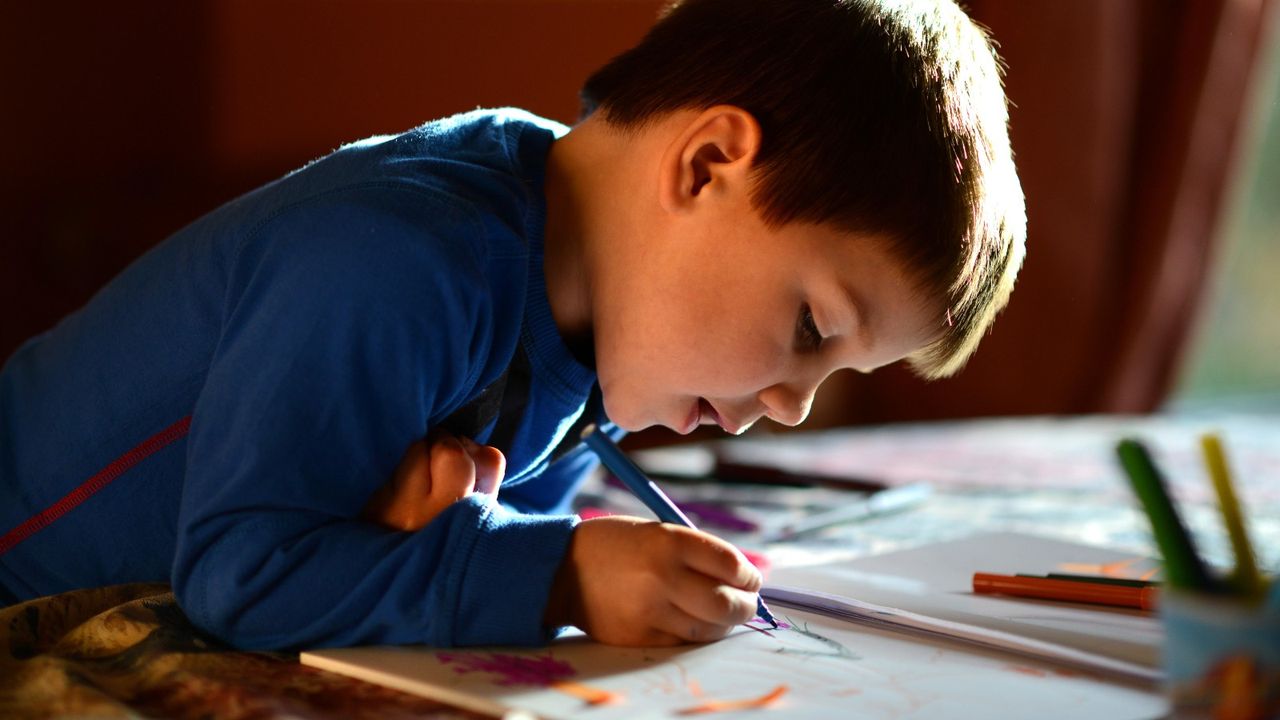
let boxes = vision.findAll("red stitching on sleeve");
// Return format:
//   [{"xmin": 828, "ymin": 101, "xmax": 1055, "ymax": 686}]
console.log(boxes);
[{"xmin": 0, "ymin": 415, "xmax": 192, "ymax": 556}]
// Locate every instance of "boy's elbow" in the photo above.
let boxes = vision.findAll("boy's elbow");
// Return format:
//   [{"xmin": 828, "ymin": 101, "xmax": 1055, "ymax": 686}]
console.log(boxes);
[
  {"xmin": 171, "ymin": 534, "xmax": 301, "ymax": 650},
  {"xmin": 172, "ymin": 550, "xmax": 262, "ymax": 649}
]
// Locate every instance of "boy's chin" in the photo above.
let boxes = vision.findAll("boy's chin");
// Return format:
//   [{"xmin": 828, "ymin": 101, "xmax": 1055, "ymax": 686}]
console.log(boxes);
[
  {"xmin": 608, "ymin": 413, "xmax": 677, "ymax": 435},
  {"xmin": 598, "ymin": 395, "xmax": 704, "ymax": 435},
  {"xmin": 595, "ymin": 399, "xmax": 647, "ymax": 434}
]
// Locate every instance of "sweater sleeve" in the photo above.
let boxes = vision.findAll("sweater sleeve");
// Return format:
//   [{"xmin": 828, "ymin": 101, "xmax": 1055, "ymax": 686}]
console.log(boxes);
[{"xmin": 172, "ymin": 188, "xmax": 577, "ymax": 650}]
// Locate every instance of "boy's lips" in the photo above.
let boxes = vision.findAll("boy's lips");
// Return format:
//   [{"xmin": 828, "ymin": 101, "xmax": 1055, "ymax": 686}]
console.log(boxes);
[{"xmin": 683, "ymin": 398, "xmax": 733, "ymax": 434}]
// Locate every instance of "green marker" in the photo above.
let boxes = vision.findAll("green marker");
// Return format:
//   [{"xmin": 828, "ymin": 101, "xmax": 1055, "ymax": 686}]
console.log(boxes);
[{"xmin": 1116, "ymin": 439, "xmax": 1215, "ymax": 591}]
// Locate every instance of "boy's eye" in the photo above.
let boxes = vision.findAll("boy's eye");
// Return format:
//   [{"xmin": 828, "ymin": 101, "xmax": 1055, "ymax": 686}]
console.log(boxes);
[{"xmin": 796, "ymin": 304, "xmax": 824, "ymax": 352}]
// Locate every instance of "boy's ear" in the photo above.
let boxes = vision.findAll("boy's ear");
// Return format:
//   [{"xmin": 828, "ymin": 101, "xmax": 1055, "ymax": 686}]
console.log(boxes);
[{"xmin": 658, "ymin": 105, "xmax": 762, "ymax": 215}]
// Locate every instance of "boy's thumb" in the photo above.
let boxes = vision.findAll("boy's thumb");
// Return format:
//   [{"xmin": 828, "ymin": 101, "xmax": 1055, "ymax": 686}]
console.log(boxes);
[{"xmin": 460, "ymin": 438, "xmax": 506, "ymax": 497}]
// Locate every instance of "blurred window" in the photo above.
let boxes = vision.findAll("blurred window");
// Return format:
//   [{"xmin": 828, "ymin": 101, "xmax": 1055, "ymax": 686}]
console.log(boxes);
[{"xmin": 1175, "ymin": 14, "xmax": 1280, "ymax": 408}]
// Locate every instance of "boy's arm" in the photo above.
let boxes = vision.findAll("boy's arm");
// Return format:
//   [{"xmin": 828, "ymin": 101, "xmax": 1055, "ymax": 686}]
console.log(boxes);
[
  {"xmin": 172, "ymin": 191, "xmax": 574, "ymax": 650},
  {"xmin": 365, "ymin": 431, "xmax": 766, "ymax": 647}
]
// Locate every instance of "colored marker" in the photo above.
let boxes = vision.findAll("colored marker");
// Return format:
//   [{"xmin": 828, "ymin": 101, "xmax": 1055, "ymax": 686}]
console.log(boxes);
[
  {"xmin": 1200, "ymin": 433, "xmax": 1263, "ymax": 597},
  {"xmin": 581, "ymin": 424, "xmax": 779, "ymax": 628},
  {"xmin": 973, "ymin": 572, "xmax": 1159, "ymax": 611},
  {"xmin": 1115, "ymin": 439, "xmax": 1215, "ymax": 591}
]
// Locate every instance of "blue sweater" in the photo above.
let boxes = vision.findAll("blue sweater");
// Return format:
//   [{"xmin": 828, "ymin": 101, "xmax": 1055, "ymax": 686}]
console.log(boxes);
[{"xmin": 0, "ymin": 108, "xmax": 605, "ymax": 649}]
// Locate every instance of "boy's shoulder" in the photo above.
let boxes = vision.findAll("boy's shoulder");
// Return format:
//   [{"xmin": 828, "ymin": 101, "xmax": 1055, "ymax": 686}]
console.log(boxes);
[
  {"xmin": 223, "ymin": 108, "xmax": 566, "ymax": 260},
  {"xmin": 193, "ymin": 107, "xmax": 565, "ymax": 282},
  {"xmin": 377, "ymin": 107, "xmax": 567, "ymax": 169},
  {"xmin": 320, "ymin": 107, "xmax": 567, "ymax": 203}
]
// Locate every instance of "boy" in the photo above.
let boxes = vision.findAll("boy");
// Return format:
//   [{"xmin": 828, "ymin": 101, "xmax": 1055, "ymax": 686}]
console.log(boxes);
[{"xmin": 0, "ymin": 0, "xmax": 1024, "ymax": 650}]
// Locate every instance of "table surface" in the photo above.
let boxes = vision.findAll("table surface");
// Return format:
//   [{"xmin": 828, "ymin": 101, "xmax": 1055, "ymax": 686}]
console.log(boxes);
[{"xmin": 606, "ymin": 411, "xmax": 1280, "ymax": 576}]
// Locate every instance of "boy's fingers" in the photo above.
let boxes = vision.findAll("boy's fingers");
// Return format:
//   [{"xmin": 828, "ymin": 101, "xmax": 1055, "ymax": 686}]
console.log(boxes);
[
  {"xmin": 459, "ymin": 437, "xmax": 505, "ymax": 497},
  {"xmin": 427, "ymin": 436, "xmax": 477, "ymax": 503},
  {"xmin": 667, "ymin": 568, "xmax": 758, "ymax": 627},
  {"xmin": 362, "ymin": 438, "xmax": 434, "ymax": 531},
  {"xmin": 677, "ymin": 529, "xmax": 763, "ymax": 591},
  {"xmin": 653, "ymin": 599, "xmax": 737, "ymax": 644},
  {"xmin": 391, "ymin": 439, "xmax": 432, "ymax": 495}
]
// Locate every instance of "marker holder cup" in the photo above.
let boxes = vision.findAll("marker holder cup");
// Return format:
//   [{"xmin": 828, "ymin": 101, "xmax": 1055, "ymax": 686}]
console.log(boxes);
[{"xmin": 1160, "ymin": 589, "xmax": 1280, "ymax": 718}]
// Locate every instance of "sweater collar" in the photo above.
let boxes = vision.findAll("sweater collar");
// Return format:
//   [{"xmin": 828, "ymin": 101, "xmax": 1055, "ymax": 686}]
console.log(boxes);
[{"xmin": 516, "ymin": 119, "xmax": 597, "ymax": 402}]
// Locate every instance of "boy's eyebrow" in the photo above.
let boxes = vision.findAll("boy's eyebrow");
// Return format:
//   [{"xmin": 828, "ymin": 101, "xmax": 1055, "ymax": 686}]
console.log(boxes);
[
  {"xmin": 837, "ymin": 284, "xmax": 886, "ymax": 375},
  {"xmin": 842, "ymin": 283, "xmax": 874, "ymax": 354}
]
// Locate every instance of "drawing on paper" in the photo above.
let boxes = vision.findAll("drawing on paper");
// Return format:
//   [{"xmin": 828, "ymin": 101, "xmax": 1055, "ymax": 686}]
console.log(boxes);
[
  {"xmin": 436, "ymin": 651, "xmax": 621, "ymax": 705},
  {"xmin": 677, "ymin": 684, "xmax": 789, "ymax": 715},
  {"xmin": 436, "ymin": 651, "xmax": 573, "ymax": 686},
  {"xmin": 772, "ymin": 617, "xmax": 860, "ymax": 662},
  {"xmin": 744, "ymin": 617, "xmax": 792, "ymax": 638}
]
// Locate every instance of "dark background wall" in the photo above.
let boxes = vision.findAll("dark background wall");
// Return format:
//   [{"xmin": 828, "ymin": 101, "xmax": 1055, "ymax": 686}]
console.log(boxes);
[{"xmin": 2, "ymin": 1, "xmax": 1271, "ymax": 442}]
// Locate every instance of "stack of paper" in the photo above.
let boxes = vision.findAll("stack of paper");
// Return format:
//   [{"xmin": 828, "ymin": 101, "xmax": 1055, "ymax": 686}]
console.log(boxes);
[{"xmin": 763, "ymin": 532, "xmax": 1163, "ymax": 684}]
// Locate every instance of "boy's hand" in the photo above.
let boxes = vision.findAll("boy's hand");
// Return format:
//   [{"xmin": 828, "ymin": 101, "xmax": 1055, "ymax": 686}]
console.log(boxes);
[
  {"xmin": 544, "ymin": 516, "xmax": 763, "ymax": 646},
  {"xmin": 361, "ymin": 432, "xmax": 505, "ymax": 532}
]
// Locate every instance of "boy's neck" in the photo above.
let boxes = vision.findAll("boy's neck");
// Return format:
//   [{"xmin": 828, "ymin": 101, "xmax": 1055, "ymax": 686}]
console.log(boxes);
[{"xmin": 541, "ymin": 114, "xmax": 630, "ymax": 368}]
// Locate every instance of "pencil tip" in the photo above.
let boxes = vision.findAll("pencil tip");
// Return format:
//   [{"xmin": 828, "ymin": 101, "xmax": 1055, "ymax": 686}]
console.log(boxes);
[{"xmin": 756, "ymin": 598, "xmax": 779, "ymax": 629}]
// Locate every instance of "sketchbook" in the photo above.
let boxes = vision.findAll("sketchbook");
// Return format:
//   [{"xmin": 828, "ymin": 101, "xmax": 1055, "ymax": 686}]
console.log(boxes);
[
  {"xmin": 302, "ymin": 532, "xmax": 1166, "ymax": 719},
  {"xmin": 762, "ymin": 531, "xmax": 1163, "ymax": 683}
]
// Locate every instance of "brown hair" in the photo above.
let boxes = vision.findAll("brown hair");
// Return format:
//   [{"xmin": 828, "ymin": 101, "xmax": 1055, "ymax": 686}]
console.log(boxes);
[{"xmin": 581, "ymin": 0, "xmax": 1026, "ymax": 378}]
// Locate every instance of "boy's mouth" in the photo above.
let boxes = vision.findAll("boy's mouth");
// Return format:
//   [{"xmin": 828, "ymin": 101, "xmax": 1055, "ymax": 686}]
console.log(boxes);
[
  {"xmin": 685, "ymin": 397, "xmax": 728, "ymax": 434},
  {"xmin": 680, "ymin": 399, "xmax": 702, "ymax": 434}
]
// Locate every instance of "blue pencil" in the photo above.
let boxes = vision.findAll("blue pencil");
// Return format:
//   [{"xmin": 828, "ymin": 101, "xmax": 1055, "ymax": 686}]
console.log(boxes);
[{"xmin": 580, "ymin": 424, "xmax": 779, "ymax": 629}]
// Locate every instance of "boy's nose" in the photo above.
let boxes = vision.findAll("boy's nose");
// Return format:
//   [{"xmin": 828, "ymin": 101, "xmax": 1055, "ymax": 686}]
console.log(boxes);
[{"xmin": 756, "ymin": 383, "xmax": 814, "ymax": 427}]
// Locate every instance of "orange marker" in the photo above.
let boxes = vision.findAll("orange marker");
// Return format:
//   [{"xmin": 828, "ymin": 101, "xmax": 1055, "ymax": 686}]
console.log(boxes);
[{"xmin": 973, "ymin": 572, "xmax": 1159, "ymax": 611}]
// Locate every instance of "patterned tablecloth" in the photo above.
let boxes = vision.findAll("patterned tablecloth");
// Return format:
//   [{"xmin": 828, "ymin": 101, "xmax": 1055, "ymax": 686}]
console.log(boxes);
[{"xmin": 0, "ymin": 584, "xmax": 491, "ymax": 720}]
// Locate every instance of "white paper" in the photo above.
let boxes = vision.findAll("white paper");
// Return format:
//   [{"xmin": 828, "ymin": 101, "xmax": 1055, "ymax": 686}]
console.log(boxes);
[
  {"xmin": 764, "ymin": 532, "xmax": 1164, "ymax": 679},
  {"xmin": 303, "ymin": 606, "xmax": 1163, "ymax": 720}
]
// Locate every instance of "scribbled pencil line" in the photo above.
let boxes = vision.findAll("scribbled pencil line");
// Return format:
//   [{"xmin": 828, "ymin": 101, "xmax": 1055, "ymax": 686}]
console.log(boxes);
[
  {"xmin": 675, "ymin": 661, "xmax": 693, "ymax": 695},
  {"xmin": 830, "ymin": 687, "xmax": 863, "ymax": 697},
  {"xmin": 676, "ymin": 684, "xmax": 788, "ymax": 714},
  {"xmin": 549, "ymin": 680, "xmax": 622, "ymax": 705},
  {"xmin": 638, "ymin": 657, "xmax": 693, "ymax": 697},
  {"xmin": 773, "ymin": 618, "xmax": 860, "ymax": 662}
]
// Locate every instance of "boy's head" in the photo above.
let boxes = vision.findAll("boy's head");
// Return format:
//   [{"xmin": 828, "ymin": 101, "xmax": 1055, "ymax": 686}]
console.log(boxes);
[{"xmin": 550, "ymin": 0, "xmax": 1025, "ymax": 433}]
